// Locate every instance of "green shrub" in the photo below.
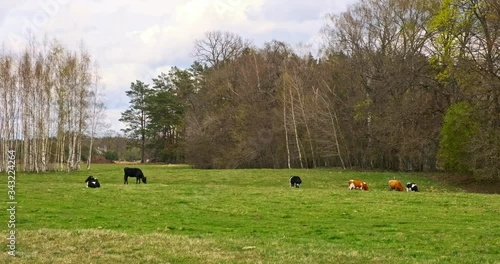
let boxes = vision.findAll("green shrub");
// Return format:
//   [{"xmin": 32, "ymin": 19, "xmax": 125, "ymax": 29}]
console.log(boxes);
[
  {"xmin": 103, "ymin": 150, "xmax": 119, "ymax": 161},
  {"xmin": 438, "ymin": 102, "xmax": 478, "ymax": 173}
]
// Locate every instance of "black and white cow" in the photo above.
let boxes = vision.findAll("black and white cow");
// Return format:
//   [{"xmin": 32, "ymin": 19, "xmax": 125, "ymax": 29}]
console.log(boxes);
[
  {"xmin": 406, "ymin": 182, "xmax": 419, "ymax": 192},
  {"xmin": 85, "ymin": 176, "xmax": 100, "ymax": 188},
  {"xmin": 124, "ymin": 167, "xmax": 147, "ymax": 184},
  {"xmin": 290, "ymin": 176, "xmax": 302, "ymax": 188}
]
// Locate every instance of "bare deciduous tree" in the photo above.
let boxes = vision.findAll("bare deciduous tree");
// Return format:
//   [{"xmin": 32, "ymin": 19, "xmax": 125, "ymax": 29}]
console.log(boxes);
[
  {"xmin": 193, "ymin": 31, "xmax": 251, "ymax": 69},
  {"xmin": 86, "ymin": 63, "xmax": 107, "ymax": 169}
]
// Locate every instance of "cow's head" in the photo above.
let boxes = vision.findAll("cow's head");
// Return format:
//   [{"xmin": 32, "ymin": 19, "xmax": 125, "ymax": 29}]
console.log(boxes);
[
  {"xmin": 85, "ymin": 176, "xmax": 94, "ymax": 183},
  {"xmin": 142, "ymin": 177, "xmax": 147, "ymax": 184}
]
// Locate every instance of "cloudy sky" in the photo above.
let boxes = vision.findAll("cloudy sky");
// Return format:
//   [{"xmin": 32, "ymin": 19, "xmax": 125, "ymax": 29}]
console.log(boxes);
[{"xmin": 1, "ymin": 0, "xmax": 357, "ymax": 133}]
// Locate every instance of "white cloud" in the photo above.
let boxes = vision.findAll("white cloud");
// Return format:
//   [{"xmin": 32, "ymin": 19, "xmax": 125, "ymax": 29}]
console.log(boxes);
[
  {"xmin": 1, "ymin": 0, "xmax": 358, "ymax": 133},
  {"xmin": 104, "ymin": 108, "xmax": 126, "ymax": 133}
]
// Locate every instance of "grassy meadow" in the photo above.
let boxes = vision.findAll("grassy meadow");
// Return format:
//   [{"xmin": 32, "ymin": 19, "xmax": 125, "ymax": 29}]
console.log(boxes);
[{"xmin": 1, "ymin": 164, "xmax": 499, "ymax": 263}]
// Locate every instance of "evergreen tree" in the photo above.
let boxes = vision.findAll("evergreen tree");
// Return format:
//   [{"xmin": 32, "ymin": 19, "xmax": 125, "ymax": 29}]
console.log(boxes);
[{"xmin": 119, "ymin": 80, "xmax": 151, "ymax": 163}]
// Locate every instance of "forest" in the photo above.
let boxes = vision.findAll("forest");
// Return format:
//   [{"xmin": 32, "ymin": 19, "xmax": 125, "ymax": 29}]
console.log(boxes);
[{"xmin": 1, "ymin": 0, "xmax": 499, "ymax": 180}]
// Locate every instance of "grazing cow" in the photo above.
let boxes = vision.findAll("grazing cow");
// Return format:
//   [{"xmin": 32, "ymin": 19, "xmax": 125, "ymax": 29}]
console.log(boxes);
[
  {"xmin": 406, "ymin": 182, "xmax": 419, "ymax": 192},
  {"xmin": 388, "ymin": 180, "xmax": 404, "ymax": 191},
  {"xmin": 348, "ymin": 180, "xmax": 368, "ymax": 190},
  {"xmin": 290, "ymin": 176, "xmax": 302, "ymax": 188},
  {"xmin": 85, "ymin": 176, "xmax": 100, "ymax": 188},
  {"xmin": 124, "ymin": 167, "xmax": 147, "ymax": 184}
]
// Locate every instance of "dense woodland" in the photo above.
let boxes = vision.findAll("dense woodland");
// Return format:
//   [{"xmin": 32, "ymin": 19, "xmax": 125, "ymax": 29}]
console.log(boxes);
[
  {"xmin": 120, "ymin": 0, "xmax": 499, "ymax": 180},
  {"xmin": 1, "ymin": 0, "xmax": 498, "ymax": 180}
]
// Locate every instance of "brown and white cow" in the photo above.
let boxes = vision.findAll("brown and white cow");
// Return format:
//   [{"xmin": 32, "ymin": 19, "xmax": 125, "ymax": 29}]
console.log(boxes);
[
  {"xmin": 388, "ymin": 180, "xmax": 404, "ymax": 191},
  {"xmin": 348, "ymin": 180, "xmax": 368, "ymax": 191}
]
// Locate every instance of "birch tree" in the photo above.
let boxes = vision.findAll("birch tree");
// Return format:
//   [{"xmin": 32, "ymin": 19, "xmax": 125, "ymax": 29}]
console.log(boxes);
[
  {"xmin": 0, "ymin": 39, "xmax": 100, "ymax": 172},
  {"xmin": 86, "ymin": 64, "xmax": 106, "ymax": 169}
]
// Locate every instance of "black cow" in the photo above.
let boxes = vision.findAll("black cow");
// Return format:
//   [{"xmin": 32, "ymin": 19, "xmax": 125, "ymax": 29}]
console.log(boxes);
[
  {"xmin": 124, "ymin": 167, "xmax": 147, "ymax": 184},
  {"xmin": 85, "ymin": 176, "xmax": 100, "ymax": 188},
  {"xmin": 406, "ymin": 182, "xmax": 419, "ymax": 192},
  {"xmin": 290, "ymin": 176, "xmax": 302, "ymax": 188}
]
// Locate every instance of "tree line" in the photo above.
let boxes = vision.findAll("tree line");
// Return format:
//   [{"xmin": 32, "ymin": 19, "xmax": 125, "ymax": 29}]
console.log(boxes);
[
  {"xmin": 0, "ymin": 39, "xmax": 105, "ymax": 172},
  {"xmin": 121, "ymin": 0, "xmax": 499, "ymax": 180}
]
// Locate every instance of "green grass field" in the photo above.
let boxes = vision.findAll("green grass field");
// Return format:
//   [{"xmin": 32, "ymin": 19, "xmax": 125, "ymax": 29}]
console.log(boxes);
[{"xmin": 2, "ymin": 164, "xmax": 499, "ymax": 263}]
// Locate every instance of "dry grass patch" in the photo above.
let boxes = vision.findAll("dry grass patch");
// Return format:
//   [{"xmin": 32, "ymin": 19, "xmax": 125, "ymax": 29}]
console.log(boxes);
[{"xmin": 1, "ymin": 229, "xmax": 262, "ymax": 264}]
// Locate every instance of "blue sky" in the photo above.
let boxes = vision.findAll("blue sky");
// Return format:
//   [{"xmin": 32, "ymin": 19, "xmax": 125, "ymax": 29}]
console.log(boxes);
[{"xmin": 1, "ymin": 0, "xmax": 358, "ymax": 133}]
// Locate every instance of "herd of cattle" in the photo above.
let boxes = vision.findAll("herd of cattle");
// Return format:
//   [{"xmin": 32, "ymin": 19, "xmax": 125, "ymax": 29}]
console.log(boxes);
[
  {"xmin": 85, "ymin": 167, "xmax": 146, "ymax": 188},
  {"xmin": 86, "ymin": 168, "xmax": 418, "ymax": 192},
  {"xmin": 291, "ymin": 176, "xmax": 419, "ymax": 192}
]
